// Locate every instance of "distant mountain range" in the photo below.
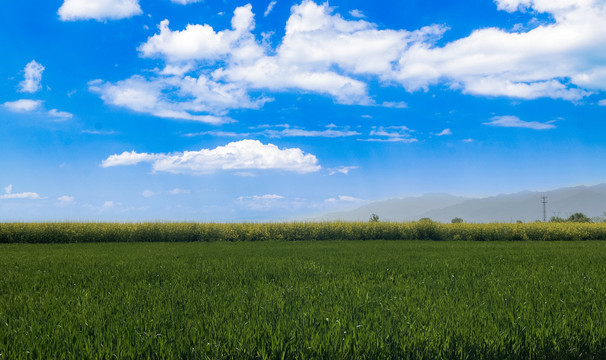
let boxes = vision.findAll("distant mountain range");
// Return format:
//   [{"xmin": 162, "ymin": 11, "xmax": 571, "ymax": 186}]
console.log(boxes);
[{"xmin": 317, "ymin": 184, "xmax": 606, "ymax": 223}]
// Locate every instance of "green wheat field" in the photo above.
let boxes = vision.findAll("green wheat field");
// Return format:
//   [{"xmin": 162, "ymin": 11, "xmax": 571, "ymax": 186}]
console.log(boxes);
[{"xmin": 1, "ymin": 223, "xmax": 606, "ymax": 359}]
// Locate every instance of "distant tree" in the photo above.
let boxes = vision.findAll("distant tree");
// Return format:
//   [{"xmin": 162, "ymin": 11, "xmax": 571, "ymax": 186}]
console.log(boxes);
[
  {"xmin": 419, "ymin": 217, "xmax": 433, "ymax": 223},
  {"xmin": 451, "ymin": 217, "xmax": 464, "ymax": 224},
  {"xmin": 567, "ymin": 212, "xmax": 592, "ymax": 223},
  {"xmin": 516, "ymin": 220, "xmax": 523, "ymax": 224},
  {"xmin": 369, "ymin": 213, "xmax": 380, "ymax": 222},
  {"xmin": 549, "ymin": 216, "xmax": 566, "ymax": 223},
  {"xmin": 591, "ymin": 212, "xmax": 606, "ymax": 223}
]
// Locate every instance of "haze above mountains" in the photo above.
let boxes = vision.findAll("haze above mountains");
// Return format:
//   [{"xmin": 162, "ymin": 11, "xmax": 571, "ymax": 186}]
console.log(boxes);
[{"xmin": 318, "ymin": 184, "xmax": 606, "ymax": 223}]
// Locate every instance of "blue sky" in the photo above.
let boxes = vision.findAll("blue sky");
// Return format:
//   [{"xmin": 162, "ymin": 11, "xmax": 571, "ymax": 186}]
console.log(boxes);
[{"xmin": 1, "ymin": 0, "xmax": 606, "ymax": 221}]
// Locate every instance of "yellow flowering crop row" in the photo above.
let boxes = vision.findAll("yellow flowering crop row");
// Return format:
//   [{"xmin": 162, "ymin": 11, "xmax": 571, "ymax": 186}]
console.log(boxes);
[{"xmin": 2, "ymin": 221, "xmax": 606, "ymax": 242}]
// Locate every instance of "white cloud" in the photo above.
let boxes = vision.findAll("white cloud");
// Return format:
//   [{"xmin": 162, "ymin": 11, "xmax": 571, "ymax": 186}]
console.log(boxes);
[
  {"xmin": 142, "ymin": 190, "xmax": 155, "ymax": 197},
  {"xmin": 82, "ymin": 129, "xmax": 117, "ymax": 135},
  {"xmin": 58, "ymin": 0, "xmax": 142, "ymax": 21},
  {"xmin": 263, "ymin": 124, "xmax": 361, "ymax": 138},
  {"xmin": 0, "ymin": 184, "xmax": 44, "ymax": 200},
  {"xmin": 238, "ymin": 194, "xmax": 285, "ymax": 209},
  {"xmin": 435, "ymin": 128, "xmax": 452, "ymax": 136},
  {"xmin": 168, "ymin": 188, "xmax": 191, "ymax": 195},
  {"xmin": 364, "ymin": 126, "xmax": 418, "ymax": 143},
  {"xmin": 395, "ymin": 0, "xmax": 606, "ymax": 100},
  {"xmin": 328, "ymin": 166, "xmax": 358, "ymax": 175},
  {"xmin": 239, "ymin": 194, "xmax": 284, "ymax": 201},
  {"xmin": 95, "ymin": 1, "xmax": 442, "ymax": 116},
  {"xmin": 264, "ymin": 0, "xmax": 277, "ymax": 17},
  {"xmin": 0, "ymin": 193, "xmax": 43, "ymax": 200},
  {"xmin": 598, "ymin": 99, "xmax": 606, "ymax": 106},
  {"xmin": 91, "ymin": 0, "xmax": 606, "ymax": 121},
  {"xmin": 48, "ymin": 109, "xmax": 74, "ymax": 120},
  {"xmin": 88, "ymin": 75, "xmax": 265, "ymax": 123},
  {"xmin": 483, "ymin": 115, "xmax": 556, "ymax": 130},
  {"xmin": 101, "ymin": 201, "xmax": 115, "ymax": 209},
  {"xmin": 349, "ymin": 9, "xmax": 365, "ymax": 18},
  {"xmin": 184, "ymin": 130, "xmax": 250, "ymax": 137},
  {"xmin": 185, "ymin": 124, "xmax": 361, "ymax": 138},
  {"xmin": 325, "ymin": 195, "xmax": 362, "ymax": 203},
  {"xmin": 101, "ymin": 139, "xmax": 321, "ymax": 174},
  {"xmin": 171, "ymin": 0, "xmax": 202, "ymax": 4},
  {"xmin": 19, "ymin": 60, "xmax": 45, "ymax": 93},
  {"xmin": 3, "ymin": 100, "xmax": 73, "ymax": 120},
  {"xmin": 138, "ymin": 5, "xmax": 259, "ymax": 62},
  {"xmin": 56, "ymin": 195, "xmax": 75, "ymax": 205},
  {"xmin": 3, "ymin": 99, "xmax": 42, "ymax": 112},
  {"xmin": 381, "ymin": 101, "xmax": 408, "ymax": 108}
]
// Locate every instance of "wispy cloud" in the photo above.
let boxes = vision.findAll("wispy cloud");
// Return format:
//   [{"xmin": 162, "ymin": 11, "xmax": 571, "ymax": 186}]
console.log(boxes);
[
  {"xmin": 483, "ymin": 115, "xmax": 556, "ymax": 130},
  {"xmin": 3, "ymin": 99, "xmax": 42, "ymax": 112},
  {"xmin": 56, "ymin": 195, "xmax": 75, "ymax": 206},
  {"xmin": 238, "ymin": 194, "xmax": 285, "ymax": 209},
  {"xmin": 264, "ymin": 0, "xmax": 277, "ymax": 17},
  {"xmin": 184, "ymin": 130, "xmax": 250, "ymax": 137},
  {"xmin": 0, "ymin": 184, "xmax": 45, "ymax": 200},
  {"xmin": 434, "ymin": 128, "xmax": 452, "ymax": 136},
  {"xmin": 184, "ymin": 124, "xmax": 360, "ymax": 139},
  {"xmin": 168, "ymin": 188, "xmax": 191, "ymax": 195},
  {"xmin": 48, "ymin": 109, "xmax": 73, "ymax": 120},
  {"xmin": 363, "ymin": 126, "xmax": 418, "ymax": 143},
  {"xmin": 3, "ymin": 99, "xmax": 73, "ymax": 120},
  {"xmin": 325, "ymin": 195, "xmax": 362, "ymax": 203},
  {"xmin": 328, "ymin": 166, "xmax": 358, "ymax": 175},
  {"xmin": 263, "ymin": 124, "xmax": 361, "ymax": 138},
  {"xmin": 81, "ymin": 129, "xmax": 117, "ymax": 135}
]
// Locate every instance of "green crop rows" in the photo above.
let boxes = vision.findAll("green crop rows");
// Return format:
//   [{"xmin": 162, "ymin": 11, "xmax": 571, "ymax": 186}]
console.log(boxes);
[
  {"xmin": 1, "ymin": 241, "xmax": 606, "ymax": 359},
  {"xmin": 2, "ymin": 222, "xmax": 606, "ymax": 243}
]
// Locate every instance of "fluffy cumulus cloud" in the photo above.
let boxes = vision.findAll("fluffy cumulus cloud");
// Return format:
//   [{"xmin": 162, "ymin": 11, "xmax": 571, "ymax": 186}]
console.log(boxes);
[
  {"xmin": 483, "ymin": 115, "xmax": 556, "ymax": 130},
  {"xmin": 91, "ymin": 0, "xmax": 606, "ymax": 122},
  {"xmin": 58, "ymin": 0, "xmax": 142, "ymax": 21},
  {"xmin": 19, "ymin": 60, "xmax": 44, "ymax": 93},
  {"xmin": 101, "ymin": 139, "xmax": 321, "ymax": 174},
  {"xmin": 93, "ymin": 2, "xmax": 443, "ymax": 120},
  {"xmin": 395, "ymin": 0, "xmax": 606, "ymax": 100}
]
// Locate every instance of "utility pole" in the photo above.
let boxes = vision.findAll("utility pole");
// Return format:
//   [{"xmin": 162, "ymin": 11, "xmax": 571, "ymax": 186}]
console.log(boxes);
[{"xmin": 541, "ymin": 195, "xmax": 548, "ymax": 222}]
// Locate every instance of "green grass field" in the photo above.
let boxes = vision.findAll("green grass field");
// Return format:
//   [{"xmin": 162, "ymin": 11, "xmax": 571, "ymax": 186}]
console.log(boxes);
[{"xmin": 2, "ymin": 241, "xmax": 606, "ymax": 359}]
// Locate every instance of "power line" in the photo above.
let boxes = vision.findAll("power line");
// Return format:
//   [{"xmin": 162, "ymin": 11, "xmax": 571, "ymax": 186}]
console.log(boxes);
[{"xmin": 541, "ymin": 195, "xmax": 548, "ymax": 222}]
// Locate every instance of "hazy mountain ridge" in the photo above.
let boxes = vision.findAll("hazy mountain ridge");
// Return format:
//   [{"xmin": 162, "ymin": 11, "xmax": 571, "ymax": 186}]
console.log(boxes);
[{"xmin": 318, "ymin": 184, "xmax": 606, "ymax": 223}]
